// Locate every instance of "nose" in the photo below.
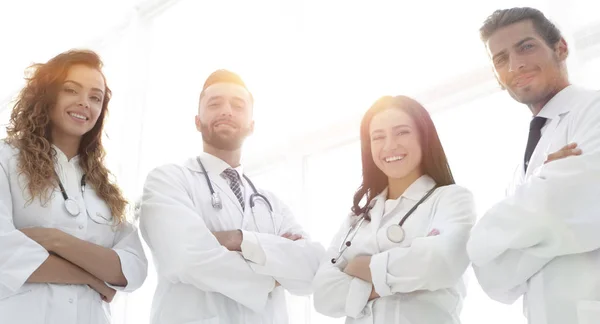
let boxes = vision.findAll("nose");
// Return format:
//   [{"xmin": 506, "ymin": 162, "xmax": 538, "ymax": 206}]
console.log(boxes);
[
  {"xmin": 219, "ymin": 102, "xmax": 233, "ymax": 116},
  {"xmin": 383, "ymin": 137, "xmax": 397, "ymax": 151},
  {"xmin": 77, "ymin": 95, "xmax": 90, "ymax": 109},
  {"xmin": 508, "ymin": 55, "xmax": 526, "ymax": 73}
]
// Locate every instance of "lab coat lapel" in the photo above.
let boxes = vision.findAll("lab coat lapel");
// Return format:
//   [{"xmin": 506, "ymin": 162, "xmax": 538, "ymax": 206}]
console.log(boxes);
[
  {"xmin": 368, "ymin": 193, "xmax": 386, "ymax": 235},
  {"xmin": 210, "ymin": 174, "xmax": 244, "ymax": 215},
  {"xmin": 524, "ymin": 113, "xmax": 568, "ymax": 179},
  {"xmin": 183, "ymin": 157, "xmax": 244, "ymax": 215}
]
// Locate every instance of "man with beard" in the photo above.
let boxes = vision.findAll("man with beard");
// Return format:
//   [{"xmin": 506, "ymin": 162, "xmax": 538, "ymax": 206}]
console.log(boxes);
[
  {"xmin": 466, "ymin": 7, "xmax": 600, "ymax": 324},
  {"xmin": 139, "ymin": 70, "xmax": 324, "ymax": 324}
]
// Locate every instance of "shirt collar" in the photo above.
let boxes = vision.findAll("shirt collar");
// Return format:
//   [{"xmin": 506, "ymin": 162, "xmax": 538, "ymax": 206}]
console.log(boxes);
[
  {"xmin": 199, "ymin": 152, "xmax": 244, "ymax": 177},
  {"xmin": 374, "ymin": 174, "xmax": 437, "ymax": 202},
  {"xmin": 52, "ymin": 144, "xmax": 80, "ymax": 165},
  {"xmin": 537, "ymin": 85, "xmax": 580, "ymax": 120}
]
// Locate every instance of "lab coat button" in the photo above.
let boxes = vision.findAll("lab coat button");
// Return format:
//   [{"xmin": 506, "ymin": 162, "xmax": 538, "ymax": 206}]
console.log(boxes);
[
  {"xmin": 78, "ymin": 225, "xmax": 84, "ymax": 230},
  {"xmin": 68, "ymin": 298, "xmax": 74, "ymax": 303}
]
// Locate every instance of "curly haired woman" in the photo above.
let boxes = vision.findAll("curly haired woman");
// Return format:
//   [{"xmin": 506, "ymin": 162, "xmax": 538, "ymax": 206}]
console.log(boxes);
[{"xmin": 0, "ymin": 49, "xmax": 147, "ymax": 324}]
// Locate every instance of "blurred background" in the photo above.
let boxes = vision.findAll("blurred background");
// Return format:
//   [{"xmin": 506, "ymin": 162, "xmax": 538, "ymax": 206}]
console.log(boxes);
[{"xmin": 1, "ymin": 0, "xmax": 600, "ymax": 323}]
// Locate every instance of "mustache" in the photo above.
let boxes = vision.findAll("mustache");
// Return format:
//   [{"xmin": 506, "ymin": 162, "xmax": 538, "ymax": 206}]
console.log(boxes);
[{"xmin": 211, "ymin": 118, "xmax": 238, "ymax": 128}]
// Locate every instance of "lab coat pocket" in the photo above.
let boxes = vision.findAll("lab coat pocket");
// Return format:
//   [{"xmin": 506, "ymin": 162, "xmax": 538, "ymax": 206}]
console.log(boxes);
[
  {"xmin": 0, "ymin": 288, "xmax": 43, "ymax": 322},
  {"xmin": 577, "ymin": 300, "xmax": 600, "ymax": 324}
]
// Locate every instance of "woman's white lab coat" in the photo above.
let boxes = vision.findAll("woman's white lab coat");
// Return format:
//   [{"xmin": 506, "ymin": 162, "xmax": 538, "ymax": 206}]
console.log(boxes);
[
  {"xmin": 313, "ymin": 175, "xmax": 476, "ymax": 324},
  {"xmin": 139, "ymin": 153, "xmax": 325, "ymax": 324},
  {"xmin": 467, "ymin": 86, "xmax": 600, "ymax": 324},
  {"xmin": 0, "ymin": 142, "xmax": 148, "ymax": 324}
]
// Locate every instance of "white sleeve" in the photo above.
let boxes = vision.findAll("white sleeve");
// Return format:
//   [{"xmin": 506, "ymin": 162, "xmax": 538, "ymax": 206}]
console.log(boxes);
[
  {"xmin": 139, "ymin": 165, "xmax": 276, "ymax": 313},
  {"xmin": 0, "ymin": 160, "xmax": 49, "ymax": 299},
  {"xmin": 105, "ymin": 221, "xmax": 148, "ymax": 292},
  {"xmin": 468, "ymin": 95, "xmax": 600, "ymax": 302},
  {"xmin": 370, "ymin": 186, "xmax": 476, "ymax": 296},
  {"xmin": 312, "ymin": 218, "xmax": 373, "ymax": 319},
  {"xmin": 240, "ymin": 199, "xmax": 325, "ymax": 296}
]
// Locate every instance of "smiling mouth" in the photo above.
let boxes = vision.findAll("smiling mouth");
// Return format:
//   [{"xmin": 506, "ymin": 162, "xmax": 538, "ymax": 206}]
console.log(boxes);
[
  {"xmin": 68, "ymin": 112, "xmax": 89, "ymax": 121},
  {"xmin": 513, "ymin": 74, "xmax": 536, "ymax": 88},
  {"xmin": 384, "ymin": 155, "xmax": 405, "ymax": 163}
]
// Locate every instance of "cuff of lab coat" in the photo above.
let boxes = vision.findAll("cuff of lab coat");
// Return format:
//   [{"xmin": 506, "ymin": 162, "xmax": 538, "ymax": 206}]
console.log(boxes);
[
  {"xmin": 345, "ymin": 277, "xmax": 373, "ymax": 319},
  {"xmin": 105, "ymin": 249, "xmax": 144, "ymax": 292},
  {"xmin": 1, "ymin": 236, "xmax": 49, "ymax": 295},
  {"xmin": 241, "ymin": 230, "xmax": 267, "ymax": 265},
  {"xmin": 370, "ymin": 252, "xmax": 393, "ymax": 297}
]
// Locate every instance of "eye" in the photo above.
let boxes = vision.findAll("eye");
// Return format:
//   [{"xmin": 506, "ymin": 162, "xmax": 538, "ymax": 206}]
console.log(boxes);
[
  {"xmin": 64, "ymin": 88, "xmax": 77, "ymax": 94},
  {"xmin": 90, "ymin": 95, "xmax": 102, "ymax": 103},
  {"xmin": 396, "ymin": 130, "xmax": 410, "ymax": 136},
  {"xmin": 494, "ymin": 56, "xmax": 507, "ymax": 67},
  {"xmin": 371, "ymin": 135, "xmax": 384, "ymax": 141},
  {"xmin": 521, "ymin": 43, "xmax": 535, "ymax": 51}
]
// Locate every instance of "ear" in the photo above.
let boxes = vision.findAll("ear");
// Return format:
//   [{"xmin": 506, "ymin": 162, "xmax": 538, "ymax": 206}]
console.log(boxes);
[
  {"xmin": 195, "ymin": 115, "xmax": 202, "ymax": 132},
  {"xmin": 248, "ymin": 120, "xmax": 255, "ymax": 136},
  {"xmin": 555, "ymin": 38, "xmax": 569, "ymax": 61},
  {"xmin": 493, "ymin": 70, "xmax": 506, "ymax": 90}
]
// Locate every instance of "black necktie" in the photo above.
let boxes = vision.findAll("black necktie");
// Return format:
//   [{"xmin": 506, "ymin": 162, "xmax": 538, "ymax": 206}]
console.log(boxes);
[{"xmin": 524, "ymin": 116, "xmax": 547, "ymax": 172}]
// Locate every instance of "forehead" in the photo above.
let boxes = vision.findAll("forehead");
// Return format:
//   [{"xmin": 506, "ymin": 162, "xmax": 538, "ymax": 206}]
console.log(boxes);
[
  {"xmin": 201, "ymin": 83, "xmax": 252, "ymax": 103},
  {"xmin": 486, "ymin": 20, "xmax": 541, "ymax": 56},
  {"xmin": 370, "ymin": 108, "xmax": 414, "ymax": 131},
  {"xmin": 65, "ymin": 64, "xmax": 105, "ymax": 92}
]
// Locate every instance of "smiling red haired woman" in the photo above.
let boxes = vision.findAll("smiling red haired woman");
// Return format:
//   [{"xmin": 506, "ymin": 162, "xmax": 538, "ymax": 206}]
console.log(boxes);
[{"xmin": 0, "ymin": 49, "xmax": 147, "ymax": 324}]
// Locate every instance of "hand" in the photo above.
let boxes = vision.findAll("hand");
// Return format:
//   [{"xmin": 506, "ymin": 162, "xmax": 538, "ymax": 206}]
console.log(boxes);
[
  {"xmin": 20, "ymin": 227, "xmax": 63, "ymax": 252},
  {"xmin": 545, "ymin": 143, "xmax": 582, "ymax": 164},
  {"xmin": 368, "ymin": 286, "xmax": 380, "ymax": 301},
  {"xmin": 213, "ymin": 230, "xmax": 243, "ymax": 252},
  {"xmin": 88, "ymin": 277, "xmax": 117, "ymax": 303},
  {"xmin": 344, "ymin": 255, "xmax": 373, "ymax": 283},
  {"xmin": 281, "ymin": 233, "xmax": 303, "ymax": 241},
  {"xmin": 427, "ymin": 229, "xmax": 440, "ymax": 236}
]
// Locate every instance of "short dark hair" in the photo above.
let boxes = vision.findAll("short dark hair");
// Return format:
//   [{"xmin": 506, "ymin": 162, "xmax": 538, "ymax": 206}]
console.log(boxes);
[
  {"xmin": 198, "ymin": 69, "xmax": 253, "ymax": 103},
  {"xmin": 480, "ymin": 7, "xmax": 562, "ymax": 47}
]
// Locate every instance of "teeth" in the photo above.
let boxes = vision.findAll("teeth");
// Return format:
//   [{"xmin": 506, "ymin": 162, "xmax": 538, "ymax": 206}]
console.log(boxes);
[
  {"xmin": 385, "ymin": 156, "xmax": 404, "ymax": 162},
  {"xmin": 69, "ymin": 112, "xmax": 87, "ymax": 121}
]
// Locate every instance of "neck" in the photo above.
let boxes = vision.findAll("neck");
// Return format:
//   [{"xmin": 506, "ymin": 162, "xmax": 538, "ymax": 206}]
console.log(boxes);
[
  {"xmin": 51, "ymin": 131, "xmax": 81, "ymax": 161},
  {"xmin": 528, "ymin": 81, "xmax": 570, "ymax": 116},
  {"xmin": 387, "ymin": 170, "xmax": 423, "ymax": 200},
  {"xmin": 204, "ymin": 143, "xmax": 242, "ymax": 167}
]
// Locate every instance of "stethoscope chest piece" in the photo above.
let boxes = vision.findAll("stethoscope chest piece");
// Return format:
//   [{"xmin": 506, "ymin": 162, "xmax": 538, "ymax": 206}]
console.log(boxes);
[
  {"xmin": 386, "ymin": 224, "xmax": 405, "ymax": 243},
  {"xmin": 211, "ymin": 192, "xmax": 223, "ymax": 210},
  {"xmin": 64, "ymin": 198, "xmax": 80, "ymax": 217}
]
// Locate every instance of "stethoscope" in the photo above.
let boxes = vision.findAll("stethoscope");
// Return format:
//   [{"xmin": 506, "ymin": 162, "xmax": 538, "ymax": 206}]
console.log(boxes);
[
  {"xmin": 56, "ymin": 174, "xmax": 113, "ymax": 225},
  {"xmin": 196, "ymin": 157, "xmax": 276, "ymax": 233},
  {"xmin": 331, "ymin": 185, "xmax": 439, "ymax": 264}
]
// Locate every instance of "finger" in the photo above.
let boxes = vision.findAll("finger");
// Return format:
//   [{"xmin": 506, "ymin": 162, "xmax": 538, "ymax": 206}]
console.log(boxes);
[
  {"xmin": 427, "ymin": 229, "xmax": 440, "ymax": 236},
  {"xmin": 281, "ymin": 233, "xmax": 291, "ymax": 239},
  {"xmin": 290, "ymin": 234, "xmax": 303, "ymax": 241},
  {"xmin": 546, "ymin": 148, "xmax": 583, "ymax": 163}
]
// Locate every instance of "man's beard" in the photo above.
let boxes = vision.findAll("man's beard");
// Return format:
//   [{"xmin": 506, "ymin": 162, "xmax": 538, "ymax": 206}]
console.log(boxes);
[{"xmin": 200, "ymin": 122, "xmax": 251, "ymax": 151}]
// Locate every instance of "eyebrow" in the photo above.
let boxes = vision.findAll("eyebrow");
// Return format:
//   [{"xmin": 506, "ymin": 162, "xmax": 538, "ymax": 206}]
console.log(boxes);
[
  {"xmin": 371, "ymin": 124, "xmax": 411, "ymax": 134},
  {"xmin": 491, "ymin": 37, "xmax": 536, "ymax": 61},
  {"xmin": 64, "ymin": 80, "xmax": 104, "ymax": 95},
  {"xmin": 207, "ymin": 95, "xmax": 247, "ymax": 104}
]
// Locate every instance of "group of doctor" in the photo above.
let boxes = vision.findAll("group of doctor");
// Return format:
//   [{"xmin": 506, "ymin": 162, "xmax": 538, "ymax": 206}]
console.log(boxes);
[{"xmin": 1, "ymin": 6, "xmax": 599, "ymax": 324}]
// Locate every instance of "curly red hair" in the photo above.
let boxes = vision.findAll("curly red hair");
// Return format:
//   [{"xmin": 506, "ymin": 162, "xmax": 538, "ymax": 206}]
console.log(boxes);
[{"xmin": 6, "ymin": 49, "xmax": 127, "ymax": 223}]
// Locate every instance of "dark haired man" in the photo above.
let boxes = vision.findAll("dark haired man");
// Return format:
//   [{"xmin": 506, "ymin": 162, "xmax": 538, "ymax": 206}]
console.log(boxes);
[{"xmin": 467, "ymin": 7, "xmax": 600, "ymax": 324}]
